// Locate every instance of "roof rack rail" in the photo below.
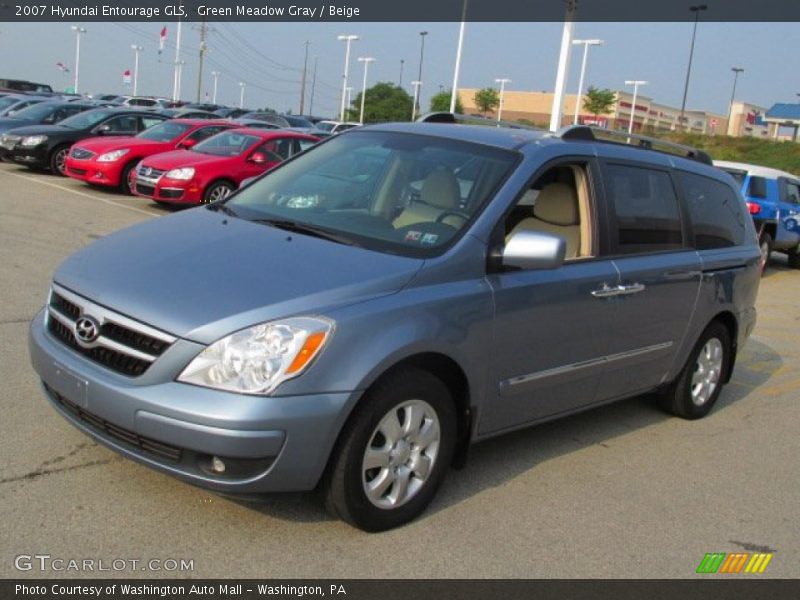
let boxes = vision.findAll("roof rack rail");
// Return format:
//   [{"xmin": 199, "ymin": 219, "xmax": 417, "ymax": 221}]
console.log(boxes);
[
  {"xmin": 416, "ymin": 111, "xmax": 544, "ymax": 132},
  {"xmin": 557, "ymin": 125, "xmax": 713, "ymax": 166}
]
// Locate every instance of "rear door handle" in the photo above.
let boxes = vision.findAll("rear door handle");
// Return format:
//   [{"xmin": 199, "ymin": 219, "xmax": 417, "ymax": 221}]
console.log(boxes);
[{"xmin": 591, "ymin": 282, "xmax": 646, "ymax": 298}]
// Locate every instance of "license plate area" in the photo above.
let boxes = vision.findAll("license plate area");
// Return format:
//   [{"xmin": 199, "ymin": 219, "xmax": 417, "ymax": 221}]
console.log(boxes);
[{"xmin": 50, "ymin": 362, "xmax": 89, "ymax": 408}]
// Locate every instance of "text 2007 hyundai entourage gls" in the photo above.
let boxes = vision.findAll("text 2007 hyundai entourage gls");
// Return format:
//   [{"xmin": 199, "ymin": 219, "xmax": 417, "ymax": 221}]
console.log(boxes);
[{"xmin": 30, "ymin": 119, "xmax": 760, "ymax": 531}]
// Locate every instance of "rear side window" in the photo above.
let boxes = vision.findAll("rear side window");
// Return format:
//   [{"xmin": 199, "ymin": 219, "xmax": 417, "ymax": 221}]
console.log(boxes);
[
  {"xmin": 680, "ymin": 172, "xmax": 746, "ymax": 249},
  {"xmin": 747, "ymin": 176, "xmax": 767, "ymax": 199},
  {"xmin": 606, "ymin": 164, "xmax": 683, "ymax": 254}
]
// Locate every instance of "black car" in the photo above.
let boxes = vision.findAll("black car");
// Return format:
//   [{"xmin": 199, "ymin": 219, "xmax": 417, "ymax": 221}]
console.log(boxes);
[
  {"xmin": 3, "ymin": 107, "xmax": 167, "ymax": 175},
  {"xmin": 0, "ymin": 101, "xmax": 98, "ymax": 160}
]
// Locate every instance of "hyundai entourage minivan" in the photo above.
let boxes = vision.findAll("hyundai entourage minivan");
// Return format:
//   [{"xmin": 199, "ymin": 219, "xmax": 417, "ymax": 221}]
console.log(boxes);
[{"xmin": 29, "ymin": 116, "xmax": 761, "ymax": 531}]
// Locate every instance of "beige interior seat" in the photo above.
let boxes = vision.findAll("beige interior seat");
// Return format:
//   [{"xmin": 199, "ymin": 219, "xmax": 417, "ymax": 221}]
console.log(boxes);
[
  {"xmin": 509, "ymin": 182, "xmax": 581, "ymax": 258},
  {"xmin": 393, "ymin": 170, "xmax": 463, "ymax": 228}
]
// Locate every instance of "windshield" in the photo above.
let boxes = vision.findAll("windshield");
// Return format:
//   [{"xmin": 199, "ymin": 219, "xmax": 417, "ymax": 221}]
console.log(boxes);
[
  {"xmin": 8, "ymin": 102, "xmax": 58, "ymax": 121},
  {"xmin": 719, "ymin": 168, "xmax": 747, "ymax": 187},
  {"xmin": 316, "ymin": 122, "xmax": 336, "ymax": 132},
  {"xmin": 59, "ymin": 109, "xmax": 114, "ymax": 129},
  {"xmin": 225, "ymin": 130, "xmax": 518, "ymax": 257},
  {"xmin": 137, "ymin": 120, "xmax": 192, "ymax": 142},
  {"xmin": 0, "ymin": 97, "xmax": 23, "ymax": 111},
  {"xmin": 192, "ymin": 130, "xmax": 262, "ymax": 156}
]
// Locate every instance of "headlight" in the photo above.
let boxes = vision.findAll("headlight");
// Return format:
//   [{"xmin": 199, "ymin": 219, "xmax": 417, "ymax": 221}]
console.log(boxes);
[
  {"xmin": 96, "ymin": 149, "xmax": 130, "ymax": 162},
  {"xmin": 21, "ymin": 135, "xmax": 47, "ymax": 147},
  {"xmin": 165, "ymin": 167, "xmax": 195, "ymax": 180},
  {"xmin": 177, "ymin": 317, "xmax": 334, "ymax": 394}
]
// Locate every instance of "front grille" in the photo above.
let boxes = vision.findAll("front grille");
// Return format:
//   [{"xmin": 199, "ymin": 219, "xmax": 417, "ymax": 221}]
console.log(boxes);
[
  {"xmin": 67, "ymin": 167, "xmax": 87, "ymax": 176},
  {"xmin": 137, "ymin": 165, "xmax": 166, "ymax": 179},
  {"xmin": 135, "ymin": 183, "xmax": 155, "ymax": 196},
  {"xmin": 70, "ymin": 147, "xmax": 95, "ymax": 160},
  {"xmin": 46, "ymin": 284, "xmax": 176, "ymax": 377},
  {"xmin": 48, "ymin": 385, "xmax": 182, "ymax": 462}
]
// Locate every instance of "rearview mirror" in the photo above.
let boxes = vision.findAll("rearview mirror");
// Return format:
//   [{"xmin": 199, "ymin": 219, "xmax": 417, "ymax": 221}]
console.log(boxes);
[
  {"xmin": 249, "ymin": 152, "xmax": 268, "ymax": 165},
  {"xmin": 501, "ymin": 230, "xmax": 566, "ymax": 271}
]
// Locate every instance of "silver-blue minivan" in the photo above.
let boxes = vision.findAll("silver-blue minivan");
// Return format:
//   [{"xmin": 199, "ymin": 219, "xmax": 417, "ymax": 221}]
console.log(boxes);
[{"xmin": 29, "ymin": 118, "xmax": 761, "ymax": 530}]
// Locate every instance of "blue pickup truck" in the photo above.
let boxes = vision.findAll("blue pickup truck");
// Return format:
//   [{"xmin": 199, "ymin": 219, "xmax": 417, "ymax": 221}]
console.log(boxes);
[{"xmin": 715, "ymin": 160, "xmax": 800, "ymax": 271}]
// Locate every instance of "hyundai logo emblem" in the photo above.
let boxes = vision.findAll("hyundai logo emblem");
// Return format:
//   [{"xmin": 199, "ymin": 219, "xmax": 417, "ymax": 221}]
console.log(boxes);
[{"xmin": 74, "ymin": 316, "xmax": 100, "ymax": 344}]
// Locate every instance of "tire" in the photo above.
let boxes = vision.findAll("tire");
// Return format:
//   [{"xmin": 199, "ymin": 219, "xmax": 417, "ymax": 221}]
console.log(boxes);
[
  {"xmin": 49, "ymin": 144, "xmax": 71, "ymax": 176},
  {"xmin": 202, "ymin": 180, "xmax": 235, "ymax": 204},
  {"xmin": 322, "ymin": 366, "xmax": 457, "ymax": 532},
  {"xmin": 787, "ymin": 246, "xmax": 800, "ymax": 269},
  {"xmin": 659, "ymin": 321, "xmax": 731, "ymax": 420},
  {"xmin": 758, "ymin": 231, "xmax": 772, "ymax": 275},
  {"xmin": 119, "ymin": 161, "xmax": 138, "ymax": 195}
]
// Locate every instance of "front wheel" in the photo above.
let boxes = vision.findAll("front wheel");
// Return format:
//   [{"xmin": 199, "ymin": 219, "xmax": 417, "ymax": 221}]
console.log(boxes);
[
  {"xmin": 49, "ymin": 145, "xmax": 70, "ymax": 176},
  {"xmin": 202, "ymin": 181, "xmax": 234, "ymax": 204},
  {"xmin": 119, "ymin": 161, "xmax": 138, "ymax": 195},
  {"xmin": 787, "ymin": 246, "xmax": 800, "ymax": 269},
  {"xmin": 322, "ymin": 367, "xmax": 457, "ymax": 532},
  {"xmin": 659, "ymin": 322, "xmax": 731, "ymax": 420}
]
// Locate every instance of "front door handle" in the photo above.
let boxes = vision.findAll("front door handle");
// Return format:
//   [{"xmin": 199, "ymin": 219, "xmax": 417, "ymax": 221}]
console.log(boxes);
[{"xmin": 591, "ymin": 282, "xmax": 646, "ymax": 298}]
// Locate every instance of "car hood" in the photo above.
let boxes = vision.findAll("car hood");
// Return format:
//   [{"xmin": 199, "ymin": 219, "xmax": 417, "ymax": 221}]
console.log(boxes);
[
  {"xmin": 141, "ymin": 149, "xmax": 235, "ymax": 170},
  {"xmin": 53, "ymin": 207, "xmax": 423, "ymax": 344},
  {"xmin": 1, "ymin": 123, "xmax": 73, "ymax": 137},
  {"xmin": 73, "ymin": 136, "xmax": 169, "ymax": 155},
  {"xmin": 0, "ymin": 117, "xmax": 38, "ymax": 133}
]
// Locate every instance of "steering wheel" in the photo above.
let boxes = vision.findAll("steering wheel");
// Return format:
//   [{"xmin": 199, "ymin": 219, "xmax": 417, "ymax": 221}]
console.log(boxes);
[{"xmin": 435, "ymin": 210, "xmax": 470, "ymax": 226}]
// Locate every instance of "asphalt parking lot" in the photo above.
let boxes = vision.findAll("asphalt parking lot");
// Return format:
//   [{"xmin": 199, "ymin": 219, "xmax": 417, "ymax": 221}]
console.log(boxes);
[{"xmin": 1, "ymin": 160, "xmax": 798, "ymax": 579}]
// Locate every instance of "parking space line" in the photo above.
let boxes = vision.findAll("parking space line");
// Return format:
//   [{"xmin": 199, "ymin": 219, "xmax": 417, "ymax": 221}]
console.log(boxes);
[{"xmin": 0, "ymin": 168, "xmax": 161, "ymax": 217}]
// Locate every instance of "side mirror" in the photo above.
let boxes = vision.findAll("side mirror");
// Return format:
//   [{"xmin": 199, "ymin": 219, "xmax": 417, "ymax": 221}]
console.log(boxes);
[
  {"xmin": 249, "ymin": 152, "xmax": 268, "ymax": 165},
  {"xmin": 177, "ymin": 138, "xmax": 197, "ymax": 149},
  {"xmin": 94, "ymin": 124, "xmax": 112, "ymax": 135},
  {"xmin": 501, "ymin": 230, "xmax": 566, "ymax": 271}
]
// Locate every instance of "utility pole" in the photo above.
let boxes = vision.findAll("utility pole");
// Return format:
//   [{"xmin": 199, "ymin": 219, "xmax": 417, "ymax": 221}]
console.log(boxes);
[
  {"xmin": 309, "ymin": 56, "xmax": 318, "ymax": 116},
  {"xmin": 195, "ymin": 17, "xmax": 209, "ymax": 102},
  {"xmin": 679, "ymin": 4, "xmax": 708, "ymax": 130},
  {"xmin": 399, "ymin": 59, "xmax": 404, "ymax": 88},
  {"xmin": 299, "ymin": 40, "xmax": 310, "ymax": 115},
  {"xmin": 726, "ymin": 67, "xmax": 744, "ymax": 136}
]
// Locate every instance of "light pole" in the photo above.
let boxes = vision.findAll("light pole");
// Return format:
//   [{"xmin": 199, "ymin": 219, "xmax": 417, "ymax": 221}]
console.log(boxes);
[
  {"xmin": 679, "ymin": 4, "xmax": 708, "ymax": 130},
  {"xmin": 175, "ymin": 60, "xmax": 185, "ymax": 100},
  {"xmin": 410, "ymin": 80, "xmax": 422, "ymax": 121},
  {"xmin": 549, "ymin": 0, "xmax": 577, "ymax": 131},
  {"xmin": 625, "ymin": 80, "xmax": 647, "ymax": 135},
  {"xmin": 172, "ymin": 14, "xmax": 183, "ymax": 102},
  {"xmin": 337, "ymin": 34, "xmax": 359, "ymax": 121},
  {"xmin": 727, "ymin": 67, "xmax": 744, "ymax": 136},
  {"xmin": 357, "ymin": 57, "xmax": 375, "ymax": 124},
  {"xmin": 572, "ymin": 38, "xmax": 603, "ymax": 125},
  {"xmin": 450, "ymin": 0, "xmax": 468, "ymax": 113},
  {"xmin": 416, "ymin": 31, "xmax": 428, "ymax": 107},
  {"xmin": 238, "ymin": 81, "xmax": 246, "ymax": 109},
  {"xmin": 399, "ymin": 59, "xmax": 404, "ymax": 88},
  {"xmin": 210, "ymin": 70, "xmax": 220, "ymax": 104},
  {"xmin": 130, "ymin": 44, "xmax": 143, "ymax": 96},
  {"xmin": 495, "ymin": 78, "xmax": 511, "ymax": 122},
  {"xmin": 70, "ymin": 26, "xmax": 87, "ymax": 94},
  {"xmin": 346, "ymin": 87, "xmax": 353, "ymax": 112}
]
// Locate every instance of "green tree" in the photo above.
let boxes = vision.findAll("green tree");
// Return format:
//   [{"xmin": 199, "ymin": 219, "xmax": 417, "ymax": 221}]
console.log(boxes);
[
  {"xmin": 473, "ymin": 87, "xmax": 500, "ymax": 115},
  {"xmin": 582, "ymin": 86, "xmax": 617, "ymax": 119},
  {"xmin": 346, "ymin": 82, "xmax": 414, "ymax": 123},
  {"xmin": 429, "ymin": 89, "xmax": 463, "ymax": 113}
]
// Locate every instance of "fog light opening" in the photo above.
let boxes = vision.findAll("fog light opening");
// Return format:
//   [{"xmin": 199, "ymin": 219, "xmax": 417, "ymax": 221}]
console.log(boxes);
[{"xmin": 211, "ymin": 456, "xmax": 226, "ymax": 474}]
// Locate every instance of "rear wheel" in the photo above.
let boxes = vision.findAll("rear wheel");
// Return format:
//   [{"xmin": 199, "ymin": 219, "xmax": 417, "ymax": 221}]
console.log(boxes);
[
  {"xmin": 322, "ymin": 367, "xmax": 457, "ymax": 532},
  {"xmin": 758, "ymin": 231, "xmax": 772, "ymax": 275},
  {"xmin": 202, "ymin": 181, "xmax": 234, "ymax": 204},
  {"xmin": 49, "ymin": 145, "xmax": 70, "ymax": 176},
  {"xmin": 787, "ymin": 246, "xmax": 800, "ymax": 269},
  {"xmin": 659, "ymin": 321, "xmax": 731, "ymax": 420}
]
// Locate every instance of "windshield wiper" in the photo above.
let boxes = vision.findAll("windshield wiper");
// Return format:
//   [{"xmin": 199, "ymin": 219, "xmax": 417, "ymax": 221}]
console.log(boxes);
[
  {"xmin": 253, "ymin": 218, "xmax": 357, "ymax": 247},
  {"xmin": 207, "ymin": 203, "xmax": 239, "ymax": 217}
]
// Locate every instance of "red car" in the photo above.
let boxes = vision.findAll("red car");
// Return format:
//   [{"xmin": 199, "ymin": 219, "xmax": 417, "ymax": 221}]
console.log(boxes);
[
  {"xmin": 131, "ymin": 128, "xmax": 320, "ymax": 205},
  {"xmin": 64, "ymin": 119, "xmax": 235, "ymax": 194}
]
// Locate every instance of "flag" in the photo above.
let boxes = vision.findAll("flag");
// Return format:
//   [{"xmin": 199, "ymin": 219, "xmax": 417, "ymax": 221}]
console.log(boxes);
[
  {"xmin": 56, "ymin": 61, "xmax": 70, "ymax": 73},
  {"xmin": 159, "ymin": 26, "xmax": 167, "ymax": 54},
  {"xmin": 123, "ymin": 69, "xmax": 132, "ymax": 86}
]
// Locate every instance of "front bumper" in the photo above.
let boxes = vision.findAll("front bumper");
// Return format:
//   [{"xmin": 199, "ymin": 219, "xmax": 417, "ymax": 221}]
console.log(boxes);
[
  {"xmin": 29, "ymin": 309, "xmax": 357, "ymax": 493},
  {"xmin": 10, "ymin": 145, "xmax": 47, "ymax": 167},
  {"xmin": 65, "ymin": 158, "xmax": 121, "ymax": 187}
]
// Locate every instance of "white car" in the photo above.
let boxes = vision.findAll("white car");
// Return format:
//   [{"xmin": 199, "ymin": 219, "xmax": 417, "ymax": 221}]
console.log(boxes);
[{"xmin": 316, "ymin": 120, "xmax": 360, "ymax": 134}]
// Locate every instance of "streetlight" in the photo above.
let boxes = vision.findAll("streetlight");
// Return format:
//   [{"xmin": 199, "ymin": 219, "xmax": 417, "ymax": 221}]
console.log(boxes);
[
  {"xmin": 399, "ymin": 59, "xmax": 404, "ymax": 88},
  {"xmin": 210, "ymin": 71, "xmax": 220, "ymax": 104},
  {"xmin": 450, "ymin": 0, "xmax": 468, "ymax": 113},
  {"xmin": 416, "ymin": 31, "xmax": 428, "ymax": 107},
  {"xmin": 572, "ymin": 38, "xmax": 604, "ymax": 125},
  {"xmin": 495, "ymin": 78, "xmax": 511, "ymax": 122},
  {"xmin": 130, "ymin": 44, "xmax": 143, "ymax": 96},
  {"xmin": 346, "ymin": 87, "xmax": 353, "ymax": 112},
  {"xmin": 549, "ymin": 0, "xmax": 577, "ymax": 131},
  {"xmin": 679, "ymin": 4, "xmax": 708, "ymax": 130},
  {"xmin": 238, "ymin": 81, "xmax": 246, "ymax": 108},
  {"xmin": 337, "ymin": 34, "xmax": 359, "ymax": 121},
  {"xmin": 357, "ymin": 57, "xmax": 376, "ymax": 124},
  {"xmin": 70, "ymin": 26, "xmax": 87, "ymax": 94},
  {"xmin": 727, "ymin": 67, "xmax": 744, "ymax": 136},
  {"xmin": 410, "ymin": 80, "xmax": 422, "ymax": 121},
  {"xmin": 625, "ymin": 80, "xmax": 647, "ymax": 135}
]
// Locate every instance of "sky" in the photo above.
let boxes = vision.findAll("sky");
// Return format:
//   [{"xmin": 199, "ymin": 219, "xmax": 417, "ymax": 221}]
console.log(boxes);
[{"xmin": 1, "ymin": 21, "xmax": 797, "ymax": 118}]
